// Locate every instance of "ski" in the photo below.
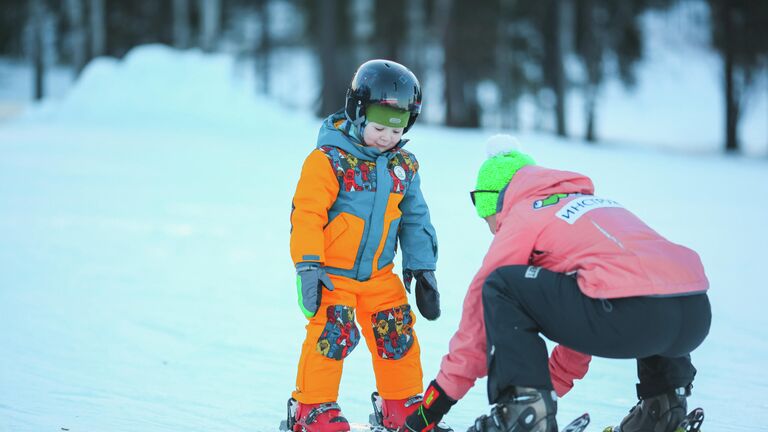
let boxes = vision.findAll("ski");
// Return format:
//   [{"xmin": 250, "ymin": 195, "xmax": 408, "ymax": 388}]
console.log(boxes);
[
  {"xmin": 350, "ymin": 423, "xmax": 389, "ymax": 432},
  {"xmin": 278, "ymin": 395, "xmax": 447, "ymax": 432},
  {"xmin": 281, "ymin": 396, "xmax": 589, "ymax": 432},
  {"xmin": 561, "ymin": 413, "xmax": 590, "ymax": 432},
  {"xmin": 602, "ymin": 407, "xmax": 704, "ymax": 432},
  {"xmin": 675, "ymin": 407, "xmax": 704, "ymax": 432},
  {"xmin": 359, "ymin": 413, "xmax": 587, "ymax": 432}
]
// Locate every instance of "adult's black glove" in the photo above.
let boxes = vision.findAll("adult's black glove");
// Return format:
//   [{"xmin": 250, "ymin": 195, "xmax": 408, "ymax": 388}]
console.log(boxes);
[
  {"xmin": 403, "ymin": 269, "xmax": 440, "ymax": 320},
  {"xmin": 401, "ymin": 380, "xmax": 457, "ymax": 432},
  {"xmin": 296, "ymin": 262, "xmax": 334, "ymax": 318}
]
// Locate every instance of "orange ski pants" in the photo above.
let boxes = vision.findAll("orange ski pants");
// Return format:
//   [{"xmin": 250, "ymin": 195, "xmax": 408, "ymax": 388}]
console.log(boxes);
[{"xmin": 292, "ymin": 271, "xmax": 423, "ymax": 404}]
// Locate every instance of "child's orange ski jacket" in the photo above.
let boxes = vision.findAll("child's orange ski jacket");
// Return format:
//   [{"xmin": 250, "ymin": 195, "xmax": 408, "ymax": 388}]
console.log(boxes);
[{"xmin": 291, "ymin": 111, "xmax": 437, "ymax": 281}]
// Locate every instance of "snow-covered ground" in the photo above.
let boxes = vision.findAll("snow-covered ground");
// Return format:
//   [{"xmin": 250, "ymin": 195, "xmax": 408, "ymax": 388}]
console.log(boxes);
[{"xmin": 1, "ymin": 45, "xmax": 767, "ymax": 432}]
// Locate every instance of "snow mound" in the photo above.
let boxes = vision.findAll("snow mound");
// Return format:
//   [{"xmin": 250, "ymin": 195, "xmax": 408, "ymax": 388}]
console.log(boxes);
[{"xmin": 22, "ymin": 44, "xmax": 288, "ymax": 129}]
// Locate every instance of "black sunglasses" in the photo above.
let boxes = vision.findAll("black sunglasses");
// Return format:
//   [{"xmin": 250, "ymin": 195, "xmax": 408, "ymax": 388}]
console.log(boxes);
[{"xmin": 470, "ymin": 189, "xmax": 499, "ymax": 205}]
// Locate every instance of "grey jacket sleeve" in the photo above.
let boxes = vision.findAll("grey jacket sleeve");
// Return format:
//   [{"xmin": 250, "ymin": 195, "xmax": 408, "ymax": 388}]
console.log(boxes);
[{"xmin": 398, "ymin": 171, "xmax": 438, "ymax": 271}]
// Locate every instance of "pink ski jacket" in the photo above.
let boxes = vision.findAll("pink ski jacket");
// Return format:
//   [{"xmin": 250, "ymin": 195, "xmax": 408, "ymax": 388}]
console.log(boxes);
[{"xmin": 435, "ymin": 166, "xmax": 709, "ymax": 400}]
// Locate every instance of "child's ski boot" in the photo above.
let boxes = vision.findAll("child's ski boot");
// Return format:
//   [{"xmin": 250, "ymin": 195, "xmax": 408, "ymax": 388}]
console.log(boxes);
[
  {"xmin": 610, "ymin": 387, "xmax": 690, "ymax": 432},
  {"xmin": 467, "ymin": 386, "xmax": 557, "ymax": 432},
  {"xmin": 370, "ymin": 392, "xmax": 453, "ymax": 432},
  {"xmin": 280, "ymin": 397, "xmax": 351, "ymax": 432}
]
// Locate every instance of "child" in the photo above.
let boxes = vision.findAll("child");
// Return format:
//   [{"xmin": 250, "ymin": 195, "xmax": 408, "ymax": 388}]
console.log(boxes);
[
  {"xmin": 401, "ymin": 135, "xmax": 711, "ymax": 432},
  {"xmin": 285, "ymin": 59, "xmax": 441, "ymax": 432}
]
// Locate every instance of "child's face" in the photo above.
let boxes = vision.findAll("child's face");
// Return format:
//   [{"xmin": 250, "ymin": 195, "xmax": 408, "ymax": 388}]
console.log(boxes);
[{"xmin": 363, "ymin": 121, "xmax": 404, "ymax": 151}]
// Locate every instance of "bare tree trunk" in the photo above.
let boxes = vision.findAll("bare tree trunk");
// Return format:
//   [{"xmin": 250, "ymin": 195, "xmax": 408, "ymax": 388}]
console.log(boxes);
[
  {"xmin": 584, "ymin": 85, "xmax": 597, "ymax": 142},
  {"xmin": 65, "ymin": 0, "xmax": 88, "ymax": 75},
  {"xmin": 723, "ymin": 2, "xmax": 739, "ymax": 152},
  {"xmin": 543, "ymin": 0, "xmax": 567, "ymax": 136},
  {"xmin": 431, "ymin": 0, "xmax": 452, "ymax": 125},
  {"xmin": 256, "ymin": 0, "xmax": 271, "ymax": 95},
  {"xmin": 497, "ymin": 0, "xmax": 519, "ymax": 130},
  {"xmin": 405, "ymin": 0, "xmax": 426, "ymax": 80},
  {"xmin": 198, "ymin": 0, "xmax": 221, "ymax": 52},
  {"xmin": 319, "ymin": 0, "xmax": 342, "ymax": 116},
  {"xmin": 173, "ymin": 0, "xmax": 191, "ymax": 49},
  {"xmin": 89, "ymin": 0, "xmax": 105, "ymax": 58},
  {"xmin": 350, "ymin": 0, "xmax": 374, "ymax": 64},
  {"xmin": 374, "ymin": 0, "xmax": 406, "ymax": 62},
  {"xmin": 579, "ymin": 0, "xmax": 600, "ymax": 142},
  {"xmin": 554, "ymin": 0, "xmax": 567, "ymax": 137},
  {"xmin": 443, "ymin": 0, "xmax": 479, "ymax": 127},
  {"xmin": 30, "ymin": 0, "xmax": 45, "ymax": 100},
  {"xmin": 444, "ymin": 64, "xmax": 480, "ymax": 127}
]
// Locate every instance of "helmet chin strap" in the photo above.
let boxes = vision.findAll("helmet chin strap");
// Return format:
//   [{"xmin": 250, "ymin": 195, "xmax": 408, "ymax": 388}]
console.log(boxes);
[
  {"xmin": 353, "ymin": 118, "xmax": 367, "ymax": 141},
  {"xmin": 340, "ymin": 114, "xmax": 366, "ymax": 144}
]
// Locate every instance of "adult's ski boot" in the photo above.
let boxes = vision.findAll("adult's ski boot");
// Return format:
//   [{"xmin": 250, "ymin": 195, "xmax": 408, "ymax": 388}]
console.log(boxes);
[
  {"xmin": 467, "ymin": 386, "xmax": 558, "ymax": 432},
  {"xmin": 606, "ymin": 386, "xmax": 704, "ymax": 432}
]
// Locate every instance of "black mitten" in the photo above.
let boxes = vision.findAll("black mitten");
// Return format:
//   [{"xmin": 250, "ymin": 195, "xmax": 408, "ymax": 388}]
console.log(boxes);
[{"xmin": 403, "ymin": 269, "xmax": 440, "ymax": 320}]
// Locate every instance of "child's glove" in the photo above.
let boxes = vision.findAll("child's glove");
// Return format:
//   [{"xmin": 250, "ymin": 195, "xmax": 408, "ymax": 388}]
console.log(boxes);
[
  {"xmin": 296, "ymin": 262, "xmax": 335, "ymax": 318},
  {"xmin": 401, "ymin": 380, "xmax": 457, "ymax": 432},
  {"xmin": 403, "ymin": 269, "xmax": 440, "ymax": 320}
]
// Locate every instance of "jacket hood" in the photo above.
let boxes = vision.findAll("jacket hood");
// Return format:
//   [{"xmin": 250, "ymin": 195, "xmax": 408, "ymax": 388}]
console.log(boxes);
[
  {"xmin": 316, "ymin": 111, "xmax": 408, "ymax": 160},
  {"xmin": 498, "ymin": 165, "xmax": 595, "ymax": 219}
]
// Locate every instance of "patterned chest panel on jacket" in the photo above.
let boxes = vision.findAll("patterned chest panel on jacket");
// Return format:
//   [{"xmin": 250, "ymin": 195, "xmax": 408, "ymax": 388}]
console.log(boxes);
[{"xmin": 319, "ymin": 145, "xmax": 418, "ymax": 193}]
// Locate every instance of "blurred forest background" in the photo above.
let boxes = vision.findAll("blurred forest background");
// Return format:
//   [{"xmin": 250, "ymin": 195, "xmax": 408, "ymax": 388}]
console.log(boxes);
[{"xmin": 0, "ymin": 0, "xmax": 766, "ymax": 153}]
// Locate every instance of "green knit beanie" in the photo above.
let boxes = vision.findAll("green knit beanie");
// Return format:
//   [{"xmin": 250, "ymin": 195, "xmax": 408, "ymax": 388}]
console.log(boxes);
[{"xmin": 473, "ymin": 135, "xmax": 536, "ymax": 218}]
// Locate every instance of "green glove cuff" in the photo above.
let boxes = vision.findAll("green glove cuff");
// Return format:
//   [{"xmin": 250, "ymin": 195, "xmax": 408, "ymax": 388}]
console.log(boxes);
[{"xmin": 296, "ymin": 274, "xmax": 314, "ymax": 318}]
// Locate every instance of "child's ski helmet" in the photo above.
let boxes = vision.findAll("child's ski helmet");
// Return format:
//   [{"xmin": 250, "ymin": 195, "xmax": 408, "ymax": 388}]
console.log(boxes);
[{"xmin": 345, "ymin": 59, "xmax": 422, "ymax": 133}]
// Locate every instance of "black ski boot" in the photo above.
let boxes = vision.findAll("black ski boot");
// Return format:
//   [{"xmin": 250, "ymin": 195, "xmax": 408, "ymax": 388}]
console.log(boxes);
[
  {"xmin": 468, "ymin": 387, "xmax": 557, "ymax": 432},
  {"xmin": 615, "ymin": 387, "xmax": 689, "ymax": 432}
]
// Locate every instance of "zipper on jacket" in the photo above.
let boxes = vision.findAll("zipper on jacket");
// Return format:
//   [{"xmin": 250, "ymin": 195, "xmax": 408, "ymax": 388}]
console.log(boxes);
[{"xmin": 355, "ymin": 154, "xmax": 393, "ymax": 281}]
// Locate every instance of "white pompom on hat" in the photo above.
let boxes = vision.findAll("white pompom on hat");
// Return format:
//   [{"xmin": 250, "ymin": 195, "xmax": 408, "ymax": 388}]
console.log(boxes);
[{"xmin": 485, "ymin": 134, "xmax": 523, "ymax": 158}]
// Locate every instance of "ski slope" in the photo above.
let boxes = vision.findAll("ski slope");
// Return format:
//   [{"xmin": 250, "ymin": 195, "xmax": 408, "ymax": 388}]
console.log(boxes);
[{"xmin": 1, "ymin": 45, "xmax": 767, "ymax": 432}]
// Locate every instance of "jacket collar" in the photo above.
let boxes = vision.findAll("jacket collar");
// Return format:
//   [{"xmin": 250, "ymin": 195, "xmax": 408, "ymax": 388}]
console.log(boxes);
[
  {"xmin": 496, "ymin": 166, "xmax": 596, "ymax": 225},
  {"xmin": 316, "ymin": 110, "xmax": 408, "ymax": 160}
]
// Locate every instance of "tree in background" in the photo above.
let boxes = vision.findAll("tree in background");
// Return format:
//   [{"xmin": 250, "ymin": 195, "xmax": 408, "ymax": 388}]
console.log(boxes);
[
  {"xmin": 172, "ymin": 0, "xmax": 192, "ymax": 49},
  {"xmin": 494, "ymin": 0, "xmax": 570, "ymax": 136},
  {"xmin": 254, "ymin": 0, "xmax": 271, "ymax": 95},
  {"xmin": 372, "ymin": 0, "xmax": 406, "ymax": 62},
  {"xmin": 402, "ymin": 0, "xmax": 428, "ymax": 85},
  {"xmin": 58, "ymin": 0, "xmax": 105, "ymax": 78},
  {"xmin": 707, "ymin": 0, "xmax": 768, "ymax": 153},
  {"xmin": 300, "ymin": 0, "xmax": 355, "ymax": 116},
  {"xmin": 0, "ymin": 1, "xmax": 26, "ymax": 58},
  {"xmin": 29, "ymin": 0, "xmax": 47, "ymax": 100},
  {"xmin": 198, "ymin": 0, "xmax": 221, "ymax": 52},
  {"xmin": 3, "ymin": 0, "xmax": 765, "ymax": 154},
  {"xmin": 89, "ymin": 0, "xmax": 105, "ymax": 58},
  {"xmin": 443, "ymin": 0, "xmax": 499, "ymax": 127},
  {"xmin": 495, "ymin": 0, "xmax": 542, "ymax": 130},
  {"xmin": 103, "ymin": 1, "xmax": 170, "ymax": 58},
  {"xmin": 573, "ymin": 0, "xmax": 648, "ymax": 142},
  {"xmin": 63, "ymin": 0, "xmax": 88, "ymax": 74},
  {"xmin": 540, "ymin": 0, "xmax": 568, "ymax": 136}
]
